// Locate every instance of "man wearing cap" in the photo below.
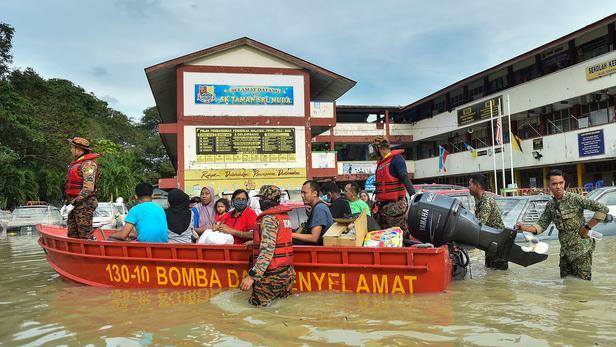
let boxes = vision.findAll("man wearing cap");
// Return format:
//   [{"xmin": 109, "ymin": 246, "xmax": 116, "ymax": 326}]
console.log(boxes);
[
  {"xmin": 240, "ymin": 185, "xmax": 295, "ymax": 306},
  {"xmin": 372, "ymin": 135, "xmax": 416, "ymax": 236},
  {"xmin": 64, "ymin": 137, "xmax": 100, "ymax": 239}
]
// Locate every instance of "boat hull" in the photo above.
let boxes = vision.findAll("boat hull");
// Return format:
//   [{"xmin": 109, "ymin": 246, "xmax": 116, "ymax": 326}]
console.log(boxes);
[{"xmin": 38, "ymin": 225, "xmax": 452, "ymax": 294}]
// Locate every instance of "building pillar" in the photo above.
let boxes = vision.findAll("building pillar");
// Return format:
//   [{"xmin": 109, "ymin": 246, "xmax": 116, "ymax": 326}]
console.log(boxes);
[
  {"xmin": 515, "ymin": 169, "xmax": 522, "ymax": 188},
  {"xmin": 576, "ymin": 162, "xmax": 585, "ymax": 188},
  {"xmin": 542, "ymin": 166, "xmax": 550, "ymax": 188},
  {"xmin": 489, "ymin": 174, "xmax": 496, "ymax": 193}
]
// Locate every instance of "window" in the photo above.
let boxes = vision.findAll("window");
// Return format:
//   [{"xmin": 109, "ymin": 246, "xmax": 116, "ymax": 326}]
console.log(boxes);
[
  {"xmin": 547, "ymin": 108, "xmax": 574, "ymax": 134},
  {"xmin": 581, "ymin": 100, "xmax": 609, "ymax": 127},
  {"xmin": 578, "ymin": 35, "xmax": 609, "ymax": 62}
]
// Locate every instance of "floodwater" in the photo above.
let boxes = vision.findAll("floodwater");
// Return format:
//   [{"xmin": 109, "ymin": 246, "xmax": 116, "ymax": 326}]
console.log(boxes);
[{"xmin": 1, "ymin": 236, "xmax": 615, "ymax": 346}]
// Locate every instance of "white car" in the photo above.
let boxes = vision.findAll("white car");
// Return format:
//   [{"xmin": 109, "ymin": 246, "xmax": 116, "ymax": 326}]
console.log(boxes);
[{"xmin": 92, "ymin": 198, "xmax": 127, "ymax": 230}]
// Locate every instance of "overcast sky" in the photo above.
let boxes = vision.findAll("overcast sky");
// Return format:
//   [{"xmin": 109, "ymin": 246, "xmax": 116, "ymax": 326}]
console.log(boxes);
[{"xmin": 2, "ymin": 1, "xmax": 615, "ymax": 120}]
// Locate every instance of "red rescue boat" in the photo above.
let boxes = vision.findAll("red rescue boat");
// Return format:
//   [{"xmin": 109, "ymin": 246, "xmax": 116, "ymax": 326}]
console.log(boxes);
[{"xmin": 37, "ymin": 225, "xmax": 452, "ymax": 294}]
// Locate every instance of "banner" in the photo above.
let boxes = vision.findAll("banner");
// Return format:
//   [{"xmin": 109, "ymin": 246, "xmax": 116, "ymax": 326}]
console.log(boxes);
[
  {"xmin": 195, "ymin": 84, "xmax": 294, "ymax": 105},
  {"xmin": 578, "ymin": 129, "xmax": 605, "ymax": 157}
]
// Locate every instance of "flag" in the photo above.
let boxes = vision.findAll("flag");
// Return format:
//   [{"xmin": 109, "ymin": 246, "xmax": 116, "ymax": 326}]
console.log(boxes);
[
  {"xmin": 438, "ymin": 145, "xmax": 449, "ymax": 172},
  {"xmin": 510, "ymin": 131, "xmax": 523, "ymax": 152},
  {"xmin": 495, "ymin": 117, "xmax": 503, "ymax": 145},
  {"xmin": 464, "ymin": 143, "xmax": 477, "ymax": 158}
]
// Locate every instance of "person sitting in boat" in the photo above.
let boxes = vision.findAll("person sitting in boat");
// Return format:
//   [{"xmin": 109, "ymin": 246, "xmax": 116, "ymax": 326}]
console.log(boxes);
[
  {"xmin": 344, "ymin": 182, "xmax": 372, "ymax": 216},
  {"xmin": 292, "ymin": 180, "xmax": 333, "ymax": 245},
  {"xmin": 109, "ymin": 182, "xmax": 168, "ymax": 243},
  {"xmin": 240, "ymin": 185, "xmax": 295, "ymax": 306},
  {"xmin": 214, "ymin": 198, "xmax": 230, "ymax": 223},
  {"xmin": 194, "ymin": 186, "xmax": 216, "ymax": 237},
  {"xmin": 214, "ymin": 189, "xmax": 257, "ymax": 245},
  {"xmin": 320, "ymin": 181, "xmax": 351, "ymax": 219},
  {"xmin": 165, "ymin": 189, "xmax": 195, "ymax": 244}
]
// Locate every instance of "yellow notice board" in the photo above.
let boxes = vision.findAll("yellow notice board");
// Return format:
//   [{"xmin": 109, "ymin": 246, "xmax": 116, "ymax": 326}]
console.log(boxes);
[
  {"xmin": 185, "ymin": 168, "xmax": 307, "ymax": 192},
  {"xmin": 586, "ymin": 58, "xmax": 616, "ymax": 81}
]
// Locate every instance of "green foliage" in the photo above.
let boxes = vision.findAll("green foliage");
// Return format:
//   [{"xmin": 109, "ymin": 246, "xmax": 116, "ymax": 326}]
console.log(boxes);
[
  {"xmin": 0, "ymin": 22, "xmax": 14, "ymax": 78},
  {"xmin": 0, "ymin": 22, "xmax": 174, "ymax": 209}
]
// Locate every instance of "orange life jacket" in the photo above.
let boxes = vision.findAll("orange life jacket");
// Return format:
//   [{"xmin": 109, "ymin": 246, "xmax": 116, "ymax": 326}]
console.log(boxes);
[
  {"xmin": 65, "ymin": 153, "xmax": 100, "ymax": 198},
  {"xmin": 252, "ymin": 205, "xmax": 294, "ymax": 270},
  {"xmin": 375, "ymin": 149, "xmax": 407, "ymax": 202}
]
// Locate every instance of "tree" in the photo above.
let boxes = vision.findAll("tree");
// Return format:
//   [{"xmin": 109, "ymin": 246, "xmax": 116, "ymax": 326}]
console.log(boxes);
[{"xmin": 0, "ymin": 22, "xmax": 14, "ymax": 78}]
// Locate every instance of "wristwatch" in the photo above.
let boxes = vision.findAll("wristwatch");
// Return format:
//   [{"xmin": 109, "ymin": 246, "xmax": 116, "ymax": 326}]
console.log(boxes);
[
  {"xmin": 248, "ymin": 269, "xmax": 257, "ymax": 278},
  {"xmin": 583, "ymin": 224, "xmax": 591, "ymax": 231}
]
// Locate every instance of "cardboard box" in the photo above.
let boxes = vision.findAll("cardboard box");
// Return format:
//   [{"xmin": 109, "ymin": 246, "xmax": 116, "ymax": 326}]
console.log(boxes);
[{"xmin": 323, "ymin": 208, "xmax": 368, "ymax": 247}]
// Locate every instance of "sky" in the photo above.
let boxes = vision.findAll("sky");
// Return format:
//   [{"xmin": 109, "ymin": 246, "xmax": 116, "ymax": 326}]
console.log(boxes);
[{"xmin": 2, "ymin": 1, "xmax": 615, "ymax": 121}]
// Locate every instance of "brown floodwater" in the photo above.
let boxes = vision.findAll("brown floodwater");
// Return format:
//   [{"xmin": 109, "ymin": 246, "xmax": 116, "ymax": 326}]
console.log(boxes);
[{"xmin": 1, "ymin": 235, "xmax": 615, "ymax": 346}]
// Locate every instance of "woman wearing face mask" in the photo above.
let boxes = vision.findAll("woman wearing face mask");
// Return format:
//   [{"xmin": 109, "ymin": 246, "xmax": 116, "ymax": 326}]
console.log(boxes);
[{"xmin": 214, "ymin": 189, "xmax": 257, "ymax": 244}]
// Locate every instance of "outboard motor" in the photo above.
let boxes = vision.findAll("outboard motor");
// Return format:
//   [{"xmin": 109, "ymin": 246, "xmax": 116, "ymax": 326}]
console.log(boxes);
[{"xmin": 407, "ymin": 192, "xmax": 548, "ymax": 267}]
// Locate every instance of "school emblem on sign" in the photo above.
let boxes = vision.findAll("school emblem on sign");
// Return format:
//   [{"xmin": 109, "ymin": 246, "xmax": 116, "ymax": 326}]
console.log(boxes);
[{"xmin": 196, "ymin": 85, "xmax": 216, "ymax": 103}]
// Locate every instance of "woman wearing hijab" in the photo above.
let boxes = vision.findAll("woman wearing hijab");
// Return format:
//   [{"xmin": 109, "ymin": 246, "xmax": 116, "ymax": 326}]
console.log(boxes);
[
  {"xmin": 165, "ymin": 189, "xmax": 194, "ymax": 243},
  {"xmin": 195, "ymin": 186, "xmax": 216, "ymax": 236},
  {"xmin": 214, "ymin": 189, "xmax": 257, "ymax": 245}
]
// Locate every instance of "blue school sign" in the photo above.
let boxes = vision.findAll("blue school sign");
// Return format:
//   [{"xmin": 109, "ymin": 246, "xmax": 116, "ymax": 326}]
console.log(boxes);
[
  {"xmin": 195, "ymin": 84, "xmax": 294, "ymax": 105},
  {"xmin": 578, "ymin": 129, "xmax": 605, "ymax": 157}
]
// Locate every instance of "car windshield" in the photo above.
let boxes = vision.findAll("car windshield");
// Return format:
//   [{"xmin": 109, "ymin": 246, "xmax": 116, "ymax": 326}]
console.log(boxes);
[
  {"xmin": 495, "ymin": 198, "xmax": 527, "ymax": 227},
  {"xmin": 94, "ymin": 204, "xmax": 113, "ymax": 217},
  {"xmin": 586, "ymin": 189, "xmax": 605, "ymax": 201}
]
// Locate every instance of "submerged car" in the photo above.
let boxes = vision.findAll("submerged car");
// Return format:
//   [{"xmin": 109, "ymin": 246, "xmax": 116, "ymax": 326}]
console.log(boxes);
[
  {"xmin": 93, "ymin": 200, "xmax": 128, "ymax": 230},
  {"xmin": 584, "ymin": 187, "xmax": 616, "ymax": 236},
  {"xmin": 7, "ymin": 204, "xmax": 64, "ymax": 236}
]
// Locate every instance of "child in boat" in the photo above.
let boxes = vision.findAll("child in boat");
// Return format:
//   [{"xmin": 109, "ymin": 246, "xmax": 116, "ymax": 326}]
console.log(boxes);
[{"xmin": 214, "ymin": 198, "xmax": 230, "ymax": 223}]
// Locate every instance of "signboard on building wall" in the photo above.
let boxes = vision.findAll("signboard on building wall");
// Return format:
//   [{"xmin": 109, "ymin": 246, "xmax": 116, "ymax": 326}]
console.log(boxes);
[
  {"xmin": 194, "ymin": 84, "xmax": 294, "ymax": 105},
  {"xmin": 586, "ymin": 58, "xmax": 616, "ymax": 81},
  {"xmin": 195, "ymin": 128, "xmax": 296, "ymax": 163},
  {"xmin": 342, "ymin": 162, "xmax": 376, "ymax": 174},
  {"xmin": 533, "ymin": 138, "xmax": 543, "ymax": 150},
  {"xmin": 457, "ymin": 96, "xmax": 502, "ymax": 126},
  {"xmin": 310, "ymin": 101, "xmax": 335, "ymax": 118},
  {"xmin": 578, "ymin": 129, "xmax": 605, "ymax": 157}
]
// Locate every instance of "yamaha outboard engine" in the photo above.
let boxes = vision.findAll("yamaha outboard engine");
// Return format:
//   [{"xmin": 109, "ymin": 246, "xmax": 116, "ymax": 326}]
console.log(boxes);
[{"xmin": 408, "ymin": 192, "xmax": 548, "ymax": 267}]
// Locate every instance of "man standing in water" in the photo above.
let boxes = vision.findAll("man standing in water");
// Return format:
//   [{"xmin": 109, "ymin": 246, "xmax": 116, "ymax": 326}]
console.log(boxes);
[
  {"xmin": 64, "ymin": 137, "xmax": 100, "ymax": 239},
  {"xmin": 517, "ymin": 169, "xmax": 609, "ymax": 280},
  {"xmin": 240, "ymin": 185, "xmax": 295, "ymax": 306},
  {"xmin": 468, "ymin": 174, "xmax": 507, "ymax": 270},
  {"xmin": 372, "ymin": 136, "xmax": 415, "ymax": 236}
]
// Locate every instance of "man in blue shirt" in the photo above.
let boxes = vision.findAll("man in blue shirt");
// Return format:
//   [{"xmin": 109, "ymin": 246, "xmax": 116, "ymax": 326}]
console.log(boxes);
[
  {"xmin": 110, "ymin": 183, "xmax": 168, "ymax": 243},
  {"xmin": 293, "ymin": 180, "xmax": 333, "ymax": 245}
]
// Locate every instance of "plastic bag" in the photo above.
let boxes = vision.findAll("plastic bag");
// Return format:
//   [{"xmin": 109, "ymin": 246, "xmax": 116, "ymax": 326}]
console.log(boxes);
[
  {"xmin": 197, "ymin": 229, "xmax": 234, "ymax": 245},
  {"xmin": 362, "ymin": 227, "xmax": 403, "ymax": 247}
]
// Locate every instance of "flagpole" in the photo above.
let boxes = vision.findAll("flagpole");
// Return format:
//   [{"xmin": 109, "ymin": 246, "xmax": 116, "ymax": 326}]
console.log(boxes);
[
  {"xmin": 507, "ymin": 95, "xmax": 515, "ymax": 187},
  {"xmin": 499, "ymin": 98, "xmax": 506, "ymax": 189},
  {"xmin": 490, "ymin": 100, "xmax": 498, "ymax": 194}
]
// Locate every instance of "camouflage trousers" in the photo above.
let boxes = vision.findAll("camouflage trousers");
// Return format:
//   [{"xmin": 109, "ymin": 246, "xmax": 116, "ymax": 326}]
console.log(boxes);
[
  {"xmin": 249, "ymin": 265, "xmax": 295, "ymax": 307},
  {"xmin": 67, "ymin": 196, "xmax": 98, "ymax": 239},
  {"xmin": 560, "ymin": 251, "xmax": 593, "ymax": 280},
  {"xmin": 485, "ymin": 253, "xmax": 509, "ymax": 270},
  {"xmin": 377, "ymin": 199, "xmax": 409, "ymax": 236}
]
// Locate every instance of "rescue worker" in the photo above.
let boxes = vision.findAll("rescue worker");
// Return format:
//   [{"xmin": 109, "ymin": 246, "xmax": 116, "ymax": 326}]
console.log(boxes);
[
  {"xmin": 372, "ymin": 135, "xmax": 415, "ymax": 236},
  {"xmin": 468, "ymin": 173, "xmax": 508, "ymax": 270},
  {"xmin": 240, "ymin": 185, "xmax": 295, "ymax": 306},
  {"xmin": 64, "ymin": 136, "xmax": 100, "ymax": 239},
  {"xmin": 516, "ymin": 169, "xmax": 609, "ymax": 280}
]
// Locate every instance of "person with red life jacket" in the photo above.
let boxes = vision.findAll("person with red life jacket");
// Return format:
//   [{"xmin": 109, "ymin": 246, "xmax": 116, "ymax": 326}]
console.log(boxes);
[
  {"xmin": 64, "ymin": 137, "xmax": 100, "ymax": 239},
  {"xmin": 240, "ymin": 185, "xmax": 295, "ymax": 307},
  {"xmin": 372, "ymin": 135, "xmax": 416, "ymax": 236}
]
